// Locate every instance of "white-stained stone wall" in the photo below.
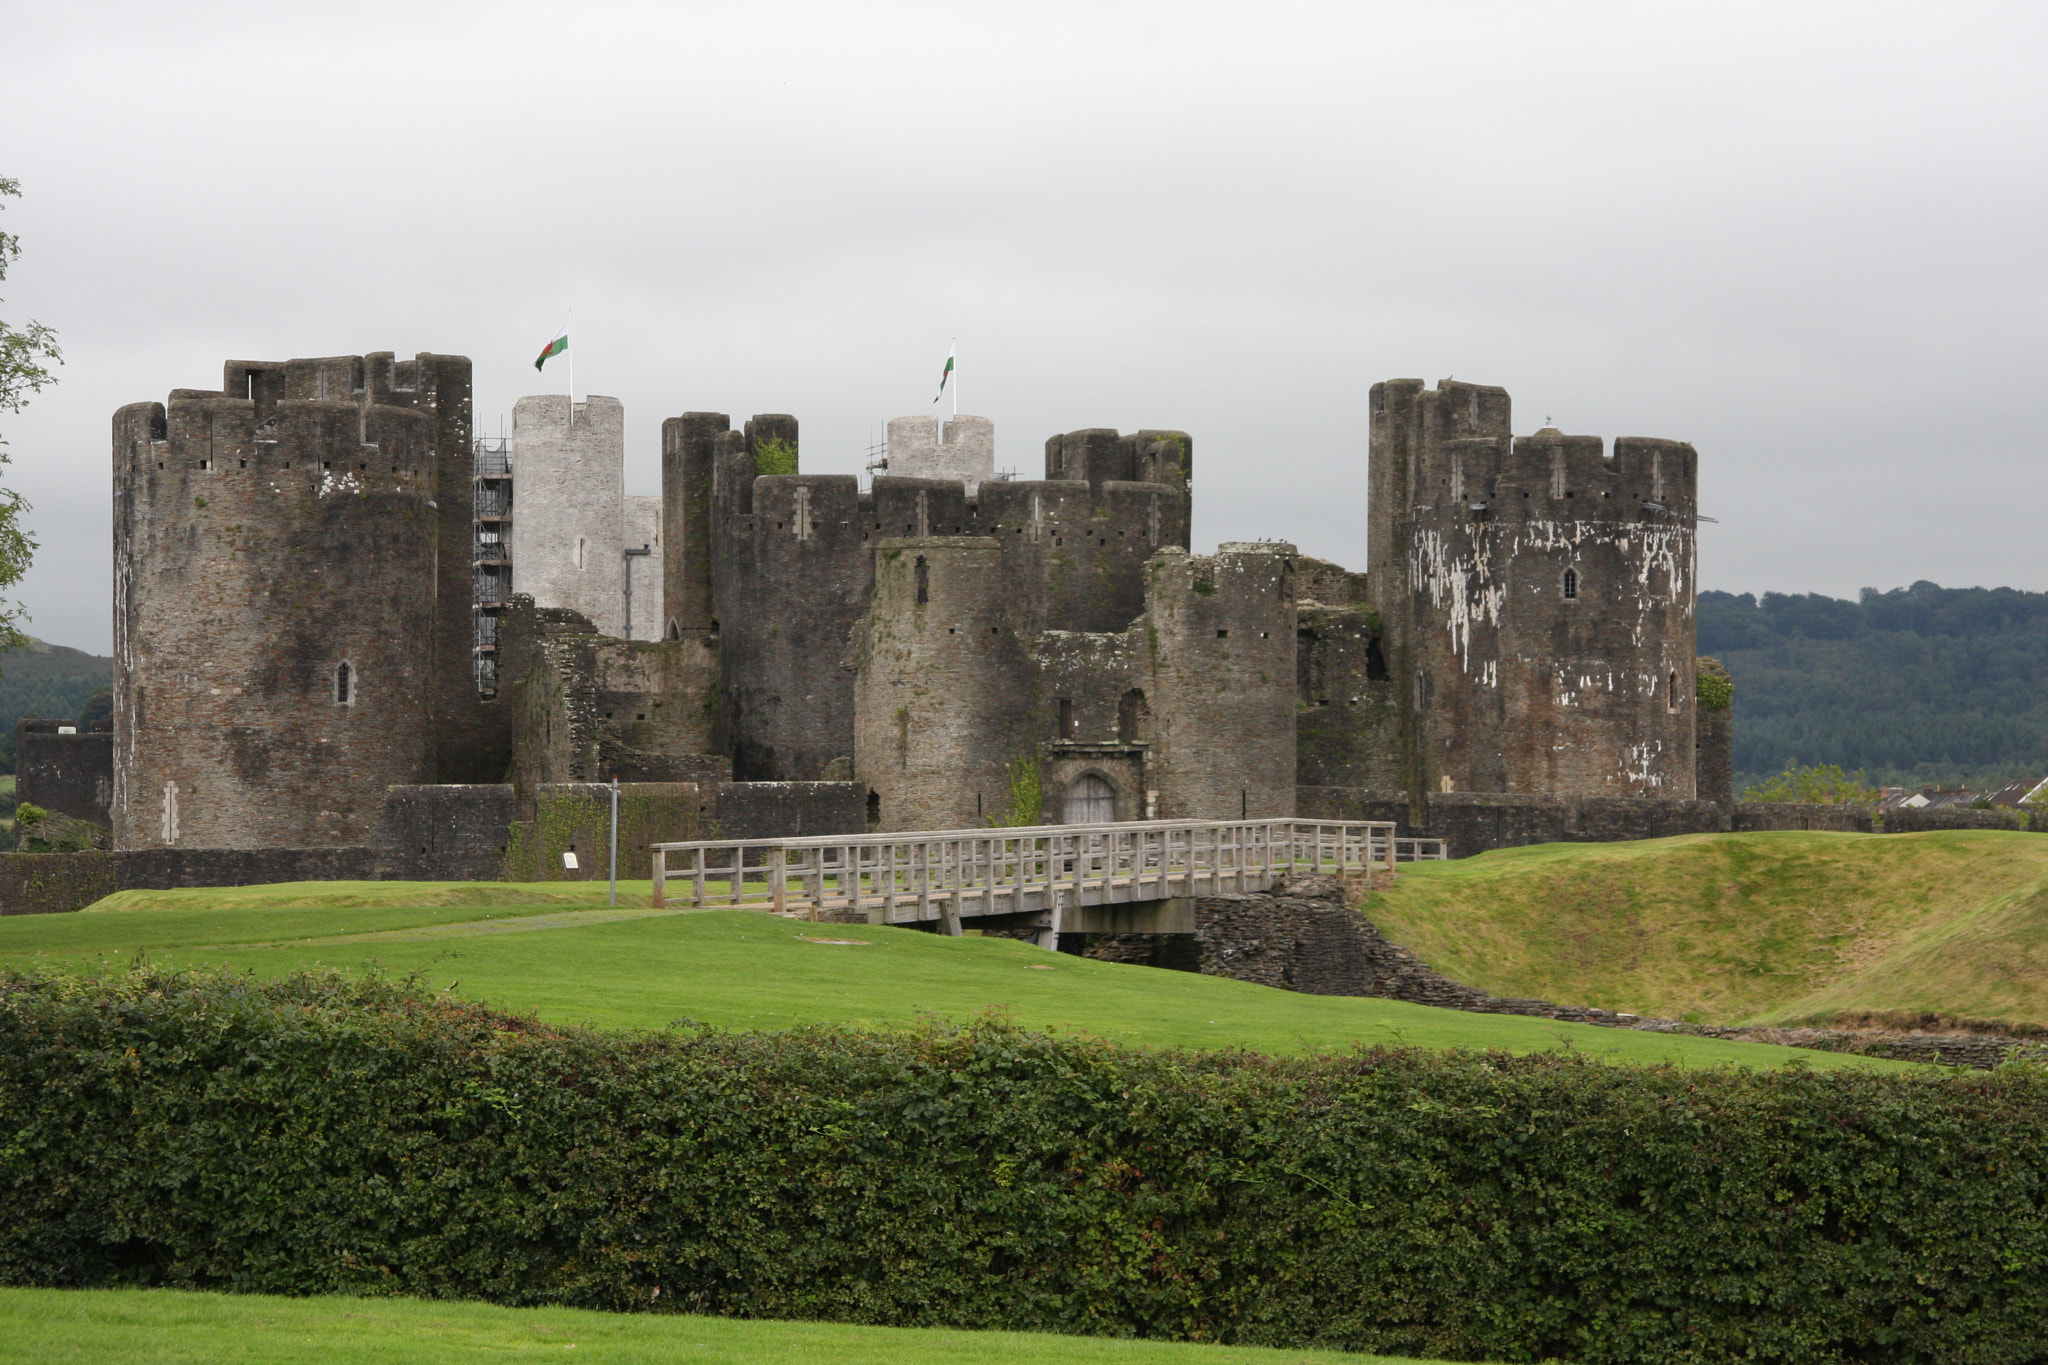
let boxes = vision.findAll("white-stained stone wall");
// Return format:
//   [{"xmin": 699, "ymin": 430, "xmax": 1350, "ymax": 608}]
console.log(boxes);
[
  {"xmin": 885, "ymin": 414, "xmax": 994, "ymax": 494},
  {"xmin": 623, "ymin": 495, "xmax": 663, "ymax": 641},
  {"xmin": 511, "ymin": 395, "xmax": 626, "ymax": 636}
]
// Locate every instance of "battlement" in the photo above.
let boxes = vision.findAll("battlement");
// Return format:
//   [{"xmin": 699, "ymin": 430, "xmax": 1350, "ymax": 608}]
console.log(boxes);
[
  {"xmin": 1044, "ymin": 427, "xmax": 1192, "ymax": 492},
  {"xmin": 1375, "ymin": 377, "xmax": 1698, "ymax": 528}
]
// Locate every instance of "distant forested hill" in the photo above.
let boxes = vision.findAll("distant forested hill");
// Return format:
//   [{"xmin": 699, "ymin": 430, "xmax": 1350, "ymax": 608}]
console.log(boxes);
[
  {"xmin": 1699, "ymin": 582, "xmax": 2048, "ymax": 793},
  {"xmin": 0, "ymin": 638, "xmax": 113, "ymax": 773}
]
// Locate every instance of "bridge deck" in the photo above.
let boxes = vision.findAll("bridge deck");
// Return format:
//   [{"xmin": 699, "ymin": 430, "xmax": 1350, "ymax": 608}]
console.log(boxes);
[{"xmin": 649, "ymin": 818, "xmax": 1446, "ymax": 931}]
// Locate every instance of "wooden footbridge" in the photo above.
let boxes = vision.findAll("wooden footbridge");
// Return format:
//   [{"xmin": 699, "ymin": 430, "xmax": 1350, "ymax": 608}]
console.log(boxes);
[{"xmin": 651, "ymin": 817, "xmax": 1446, "ymax": 945}]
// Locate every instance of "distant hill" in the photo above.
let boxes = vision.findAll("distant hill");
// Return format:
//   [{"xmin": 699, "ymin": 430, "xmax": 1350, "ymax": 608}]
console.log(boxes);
[
  {"xmin": 1700, "ymin": 581, "xmax": 2048, "ymax": 793},
  {"xmin": 0, "ymin": 637, "xmax": 113, "ymax": 773}
]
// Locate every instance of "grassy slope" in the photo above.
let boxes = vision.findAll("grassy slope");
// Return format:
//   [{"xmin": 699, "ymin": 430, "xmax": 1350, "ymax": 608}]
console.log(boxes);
[
  {"xmin": 0, "ymin": 1288, "xmax": 1425, "ymax": 1365},
  {"xmin": 0, "ymin": 882, "xmax": 1902, "ymax": 1070},
  {"xmin": 1364, "ymin": 829, "xmax": 2048, "ymax": 1028}
]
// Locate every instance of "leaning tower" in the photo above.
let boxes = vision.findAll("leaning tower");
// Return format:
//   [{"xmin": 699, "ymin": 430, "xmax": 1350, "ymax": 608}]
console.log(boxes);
[
  {"xmin": 111, "ymin": 352, "xmax": 469, "ymax": 849},
  {"xmin": 1368, "ymin": 378, "xmax": 1700, "ymax": 799}
]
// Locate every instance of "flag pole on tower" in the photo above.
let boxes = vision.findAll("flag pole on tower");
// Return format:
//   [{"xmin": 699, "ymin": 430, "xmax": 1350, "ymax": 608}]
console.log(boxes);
[
  {"xmin": 535, "ymin": 313, "xmax": 572, "ymax": 418},
  {"xmin": 934, "ymin": 340, "xmax": 956, "ymax": 437}
]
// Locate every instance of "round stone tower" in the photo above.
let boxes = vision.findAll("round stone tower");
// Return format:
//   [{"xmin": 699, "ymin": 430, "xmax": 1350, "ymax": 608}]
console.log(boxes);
[
  {"xmin": 1369, "ymin": 378, "xmax": 1700, "ymax": 798},
  {"xmin": 112, "ymin": 353, "xmax": 453, "ymax": 848}
]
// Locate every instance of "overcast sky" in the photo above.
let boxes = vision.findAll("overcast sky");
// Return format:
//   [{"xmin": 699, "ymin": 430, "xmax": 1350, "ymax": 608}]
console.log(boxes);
[{"xmin": 5, "ymin": 0, "xmax": 2045, "ymax": 655}]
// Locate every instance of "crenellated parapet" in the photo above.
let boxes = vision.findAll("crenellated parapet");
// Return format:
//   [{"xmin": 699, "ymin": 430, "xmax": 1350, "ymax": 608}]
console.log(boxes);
[{"xmin": 664, "ymin": 411, "xmax": 1196, "ymax": 783}]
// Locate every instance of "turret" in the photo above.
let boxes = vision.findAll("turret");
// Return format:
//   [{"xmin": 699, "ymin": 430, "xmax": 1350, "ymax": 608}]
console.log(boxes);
[
  {"xmin": 112, "ymin": 352, "xmax": 468, "ymax": 848},
  {"xmin": 1371, "ymin": 378, "xmax": 1700, "ymax": 800}
]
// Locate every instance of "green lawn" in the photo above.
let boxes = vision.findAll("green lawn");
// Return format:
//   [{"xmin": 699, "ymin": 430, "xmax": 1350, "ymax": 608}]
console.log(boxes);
[
  {"xmin": 1364, "ymin": 829, "xmax": 2048, "ymax": 1029},
  {"xmin": 0, "ymin": 1288, "xmax": 1429, "ymax": 1364},
  {"xmin": 0, "ymin": 880, "xmax": 1908, "ymax": 1069}
]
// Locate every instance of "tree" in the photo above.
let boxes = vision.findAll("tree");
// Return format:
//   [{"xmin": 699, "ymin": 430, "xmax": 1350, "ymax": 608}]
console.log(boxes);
[
  {"xmin": 0, "ymin": 176, "xmax": 58, "ymax": 660},
  {"xmin": 1744, "ymin": 762, "xmax": 1880, "ymax": 805}
]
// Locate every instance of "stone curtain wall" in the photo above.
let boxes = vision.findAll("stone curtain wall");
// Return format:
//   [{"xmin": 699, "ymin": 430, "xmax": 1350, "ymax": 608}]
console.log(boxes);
[
  {"xmin": 15, "ymin": 721, "xmax": 113, "ymax": 826},
  {"xmin": 0, "ymin": 847, "xmax": 502, "ymax": 917},
  {"xmin": 500, "ymin": 780, "xmax": 865, "ymax": 881},
  {"xmin": 1297, "ymin": 786, "xmax": 2044, "ymax": 857}
]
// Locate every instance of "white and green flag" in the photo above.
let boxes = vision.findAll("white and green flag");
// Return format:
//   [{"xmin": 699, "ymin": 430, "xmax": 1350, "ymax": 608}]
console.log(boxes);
[
  {"xmin": 933, "ymin": 345, "xmax": 954, "ymax": 404},
  {"xmin": 534, "ymin": 333, "xmax": 568, "ymax": 372}
]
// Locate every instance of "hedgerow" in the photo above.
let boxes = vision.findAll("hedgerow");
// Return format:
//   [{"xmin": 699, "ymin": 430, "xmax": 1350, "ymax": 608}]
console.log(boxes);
[{"xmin": 1, "ymin": 967, "xmax": 2045, "ymax": 1364}]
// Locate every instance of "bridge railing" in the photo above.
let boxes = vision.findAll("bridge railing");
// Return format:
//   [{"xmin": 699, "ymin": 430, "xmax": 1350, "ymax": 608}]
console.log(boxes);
[{"xmin": 647, "ymin": 818, "xmax": 1442, "ymax": 923}]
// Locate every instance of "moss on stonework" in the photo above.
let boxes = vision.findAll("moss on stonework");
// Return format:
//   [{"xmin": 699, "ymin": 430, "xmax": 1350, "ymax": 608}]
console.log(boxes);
[
  {"xmin": 1697, "ymin": 670, "xmax": 1734, "ymax": 711},
  {"xmin": 1193, "ymin": 579, "xmax": 1215, "ymax": 597}
]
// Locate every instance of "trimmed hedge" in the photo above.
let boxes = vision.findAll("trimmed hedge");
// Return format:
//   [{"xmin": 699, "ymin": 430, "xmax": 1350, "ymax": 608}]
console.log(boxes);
[{"xmin": 2, "ymin": 970, "xmax": 2046, "ymax": 1363}]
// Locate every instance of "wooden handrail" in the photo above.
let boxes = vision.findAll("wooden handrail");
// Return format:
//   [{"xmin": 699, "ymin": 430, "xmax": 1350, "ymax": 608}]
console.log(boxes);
[{"xmin": 646, "ymin": 818, "xmax": 1444, "ymax": 921}]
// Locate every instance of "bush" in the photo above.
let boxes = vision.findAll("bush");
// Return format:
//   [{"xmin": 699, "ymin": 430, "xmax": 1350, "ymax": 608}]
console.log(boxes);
[{"xmin": 1, "ymin": 967, "xmax": 2045, "ymax": 1364}]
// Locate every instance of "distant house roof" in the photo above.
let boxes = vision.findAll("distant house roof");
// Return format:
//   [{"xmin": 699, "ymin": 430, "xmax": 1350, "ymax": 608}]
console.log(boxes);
[
  {"xmin": 1917, "ymin": 789, "xmax": 1978, "ymax": 809},
  {"xmin": 1986, "ymin": 778, "xmax": 2048, "ymax": 809}
]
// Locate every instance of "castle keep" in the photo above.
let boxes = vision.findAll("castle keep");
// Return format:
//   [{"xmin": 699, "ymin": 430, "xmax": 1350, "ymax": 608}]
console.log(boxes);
[{"xmin": 108, "ymin": 358, "xmax": 1724, "ymax": 857}]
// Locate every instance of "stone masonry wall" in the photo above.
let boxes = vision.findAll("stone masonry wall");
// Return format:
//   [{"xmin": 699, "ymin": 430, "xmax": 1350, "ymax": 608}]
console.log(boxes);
[
  {"xmin": 623, "ymin": 495, "xmax": 664, "ymax": 642},
  {"xmin": 0, "ymin": 846, "xmax": 503, "ymax": 917},
  {"xmin": 114, "ymin": 353, "xmax": 452, "ymax": 850},
  {"xmin": 509, "ymin": 395, "xmax": 627, "ymax": 637},
  {"xmin": 16, "ymin": 721, "xmax": 113, "ymax": 827},
  {"xmin": 1368, "ymin": 379, "xmax": 1699, "ymax": 803}
]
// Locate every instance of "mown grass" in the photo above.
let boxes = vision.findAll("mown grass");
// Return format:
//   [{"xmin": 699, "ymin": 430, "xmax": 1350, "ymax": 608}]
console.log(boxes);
[
  {"xmin": 0, "ymin": 880, "xmax": 1907, "ymax": 1070},
  {"xmin": 0, "ymin": 1287, "xmax": 1429, "ymax": 1364},
  {"xmin": 1364, "ymin": 829, "xmax": 2048, "ymax": 1029}
]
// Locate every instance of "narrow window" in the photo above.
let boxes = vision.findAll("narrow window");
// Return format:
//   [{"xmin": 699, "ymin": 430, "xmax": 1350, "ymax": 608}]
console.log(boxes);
[
  {"xmin": 865, "ymin": 789, "xmax": 881, "ymax": 831},
  {"xmin": 1118, "ymin": 689, "xmax": 1148, "ymax": 742},
  {"xmin": 1668, "ymin": 671, "xmax": 1679, "ymax": 712},
  {"xmin": 1365, "ymin": 634, "xmax": 1390, "ymax": 682},
  {"xmin": 1563, "ymin": 569, "xmax": 1579, "ymax": 600},
  {"xmin": 915, "ymin": 555, "xmax": 929, "ymax": 605},
  {"xmin": 575, "ymin": 537, "xmax": 588, "ymax": 570},
  {"xmin": 335, "ymin": 661, "xmax": 353, "ymax": 705},
  {"xmin": 1058, "ymin": 698, "xmax": 1075, "ymax": 739}
]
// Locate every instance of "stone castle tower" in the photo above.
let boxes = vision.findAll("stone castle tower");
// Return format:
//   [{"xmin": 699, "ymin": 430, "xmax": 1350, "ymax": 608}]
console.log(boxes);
[
  {"xmin": 508, "ymin": 395, "xmax": 628, "ymax": 637},
  {"xmin": 111, "ymin": 352, "xmax": 483, "ymax": 848},
  {"xmin": 1367, "ymin": 378, "xmax": 1700, "ymax": 800}
]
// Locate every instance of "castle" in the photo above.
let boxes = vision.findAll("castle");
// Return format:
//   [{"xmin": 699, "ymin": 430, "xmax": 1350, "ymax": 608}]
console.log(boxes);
[{"xmin": 105, "ymin": 352, "xmax": 1727, "ymax": 858}]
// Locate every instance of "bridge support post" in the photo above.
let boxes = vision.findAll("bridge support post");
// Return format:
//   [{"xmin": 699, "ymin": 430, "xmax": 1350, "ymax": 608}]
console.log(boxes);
[{"xmin": 651, "ymin": 849, "xmax": 665, "ymax": 908}]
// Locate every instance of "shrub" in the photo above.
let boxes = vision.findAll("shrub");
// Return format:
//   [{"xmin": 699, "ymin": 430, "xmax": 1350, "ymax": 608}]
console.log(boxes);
[{"xmin": 1, "ymin": 967, "xmax": 2045, "ymax": 1364}]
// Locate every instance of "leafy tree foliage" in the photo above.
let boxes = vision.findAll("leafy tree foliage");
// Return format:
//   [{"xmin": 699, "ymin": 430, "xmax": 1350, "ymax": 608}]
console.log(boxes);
[
  {"xmin": 1744, "ymin": 761, "xmax": 1880, "ymax": 805},
  {"xmin": 0, "ymin": 178, "xmax": 57, "ymax": 661},
  {"xmin": 1701, "ymin": 582, "xmax": 2048, "ymax": 793}
]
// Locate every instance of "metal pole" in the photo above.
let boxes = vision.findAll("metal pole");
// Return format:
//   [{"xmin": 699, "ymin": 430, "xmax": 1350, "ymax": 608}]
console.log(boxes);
[{"xmin": 608, "ymin": 776, "xmax": 619, "ymax": 908}]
